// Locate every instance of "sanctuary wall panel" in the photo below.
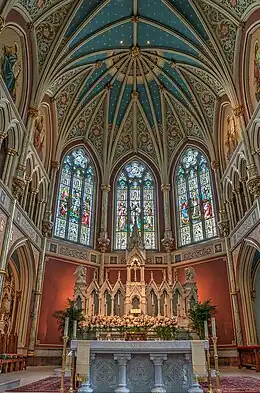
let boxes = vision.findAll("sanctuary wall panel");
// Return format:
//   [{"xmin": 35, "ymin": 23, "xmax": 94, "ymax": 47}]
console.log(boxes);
[{"xmin": 176, "ymin": 257, "xmax": 234, "ymax": 345}]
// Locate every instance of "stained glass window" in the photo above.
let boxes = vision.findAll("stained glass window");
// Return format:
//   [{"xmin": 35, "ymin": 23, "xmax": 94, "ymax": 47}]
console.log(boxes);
[
  {"xmin": 115, "ymin": 160, "xmax": 157, "ymax": 250},
  {"xmin": 54, "ymin": 148, "xmax": 95, "ymax": 246},
  {"xmin": 176, "ymin": 147, "xmax": 216, "ymax": 246}
]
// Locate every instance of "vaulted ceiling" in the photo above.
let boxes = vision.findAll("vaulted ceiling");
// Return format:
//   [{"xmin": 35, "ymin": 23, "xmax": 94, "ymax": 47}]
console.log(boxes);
[{"xmin": 12, "ymin": 0, "xmax": 258, "ymax": 176}]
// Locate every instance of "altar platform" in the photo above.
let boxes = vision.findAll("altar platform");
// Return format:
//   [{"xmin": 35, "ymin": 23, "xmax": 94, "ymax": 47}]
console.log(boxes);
[{"xmin": 71, "ymin": 340, "xmax": 208, "ymax": 393}]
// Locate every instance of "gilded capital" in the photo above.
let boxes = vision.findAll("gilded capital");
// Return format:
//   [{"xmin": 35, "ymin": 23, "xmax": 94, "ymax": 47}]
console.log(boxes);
[
  {"xmin": 42, "ymin": 220, "xmax": 53, "ymax": 237},
  {"xmin": 6, "ymin": 148, "xmax": 17, "ymax": 156},
  {"xmin": 51, "ymin": 160, "xmax": 60, "ymax": 170},
  {"xmin": 131, "ymin": 91, "xmax": 139, "ymax": 100},
  {"xmin": 233, "ymin": 105, "xmax": 244, "ymax": 118},
  {"xmin": 161, "ymin": 184, "xmax": 171, "ymax": 192},
  {"xmin": 101, "ymin": 184, "xmax": 111, "ymax": 192},
  {"xmin": 28, "ymin": 107, "xmax": 39, "ymax": 118},
  {"xmin": 131, "ymin": 15, "xmax": 139, "ymax": 23},
  {"xmin": 211, "ymin": 160, "xmax": 220, "ymax": 171},
  {"xmin": 12, "ymin": 177, "xmax": 26, "ymax": 200}
]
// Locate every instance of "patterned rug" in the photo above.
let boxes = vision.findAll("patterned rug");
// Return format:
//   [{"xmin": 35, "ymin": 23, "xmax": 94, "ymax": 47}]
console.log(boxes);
[
  {"xmin": 201, "ymin": 376, "xmax": 260, "ymax": 392},
  {"xmin": 7, "ymin": 376, "xmax": 70, "ymax": 392},
  {"xmin": 7, "ymin": 375, "xmax": 260, "ymax": 393}
]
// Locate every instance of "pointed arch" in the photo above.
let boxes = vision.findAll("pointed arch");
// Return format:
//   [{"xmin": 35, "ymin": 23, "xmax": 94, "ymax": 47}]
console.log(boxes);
[
  {"xmin": 54, "ymin": 146, "xmax": 96, "ymax": 247},
  {"xmin": 114, "ymin": 158, "xmax": 158, "ymax": 251},
  {"xmin": 174, "ymin": 146, "xmax": 217, "ymax": 247}
]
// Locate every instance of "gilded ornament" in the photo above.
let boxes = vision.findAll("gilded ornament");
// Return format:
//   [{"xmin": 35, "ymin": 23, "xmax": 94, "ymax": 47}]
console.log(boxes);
[
  {"xmin": 51, "ymin": 160, "xmax": 60, "ymax": 170},
  {"xmin": 131, "ymin": 91, "xmax": 139, "ymax": 100},
  {"xmin": 247, "ymin": 176, "xmax": 260, "ymax": 199},
  {"xmin": 12, "ymin": 176, "xmax": 26, "ymax": 200},
  {"xmin": 131, "ymin": 16, "xmax": 139, "ymax": 23},
  {"xmin": 28, "ymin": 107, "xmax": 39, "ymax": 118},
  {"xmin": 233, "ymin": 105, "xmax": 244, "ymax": 117},
  {"xmin": 131, "ymin": 45, "xmax": 140, "ymax": 58},
  {"xmin": 42, "ymin": 220, "xmax": 53, "ymax": 237},
  {"xmin": 97, "ymin": 236, "xmax": 110, "ymax": 253},
  {"xmin": 161, "ymin": 236, "xmax": 175, "ymax": 253},
  {"xmin": 26, "ymin": 22, "xmax": 34, "ymax": 31},
  {"xmin": 211, "ymin": 160, "xmax": 220, "ymax": 170},
  {"xmin": 161, "ymin": 184, "xmax": 171, "ymax": 192},
  {"xmin": 95, "ymin": 60, "xmax": 102, "ymax": 69},
  {"xmin": 101, "ymin": 184, "xmax": 111, "ymax": 192}
]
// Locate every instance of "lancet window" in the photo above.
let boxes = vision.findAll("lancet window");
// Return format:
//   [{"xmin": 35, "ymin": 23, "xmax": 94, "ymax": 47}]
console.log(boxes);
[
  {"xmin": 176, "ymin": 147, "xmax": 216, "ymax": 246},
  {"xmin": 54, "ymin": 148, "xmax": 95, "ymax": 246},
  {"xmin": 115, "ymin": 160, "xmax": 157, "ymax": 250}
]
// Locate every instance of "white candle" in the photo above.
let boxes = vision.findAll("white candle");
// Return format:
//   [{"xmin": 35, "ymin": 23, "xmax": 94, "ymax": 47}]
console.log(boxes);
[
  {"xmin": 64, "ymin": 317, "xmax": 69, "ymax": 337},
  {"xmin": 211, "ymin": 317, "xmax": 216, "ymax": 337},
  {"xmin": 72, "ymin": 320, "xmax": 77, "ymax": 339},
  {"xmin": 204, "ymin": 320, "xmax": 209, "ymax": 339}
]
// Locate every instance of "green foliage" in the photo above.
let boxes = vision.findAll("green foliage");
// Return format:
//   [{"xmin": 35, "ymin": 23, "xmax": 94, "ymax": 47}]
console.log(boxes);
[
  {"xmin": 53, "ymin": 298, "xmax": 85, "ymax": 340},
  {"xmin": 155, "ymin": 325, "xmax": 177, "ymax": 340},
  {"xmin": 188, "ymin": 299, "xmax": 217, "ymax": 339}
]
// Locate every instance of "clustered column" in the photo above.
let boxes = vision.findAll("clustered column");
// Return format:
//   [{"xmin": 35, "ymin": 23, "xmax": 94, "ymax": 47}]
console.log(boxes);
[
  {"xmin": 98, "ymin": 184, "xmax": 111, "ymax": 286},
  {"xmin": 161, "ymin": 184, "xmax": 175, "ymax": 285}
]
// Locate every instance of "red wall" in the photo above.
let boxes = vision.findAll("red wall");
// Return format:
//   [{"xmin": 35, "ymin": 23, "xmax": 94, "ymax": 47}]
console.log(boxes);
[
  {"xmin": 38, "ymin": 258, "xmax": 77, "ymax": 344},
  {"xmin": 38, "ymin": 256, "xmax": 234, "ymax": 346},
  {"xmin": 177, "ymin": 257, "xmax": 234, "ymax": 345}
]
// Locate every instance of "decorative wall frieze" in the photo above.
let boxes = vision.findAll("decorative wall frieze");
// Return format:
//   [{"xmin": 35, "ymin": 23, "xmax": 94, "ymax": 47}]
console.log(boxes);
[
  {"xmin": 13, "ymin": 205, "xmax": 42, "ymax": 249},
  {"xmin": 47, "ymin": 240, "xmax": 101, "ymax": 264},
  {"xmin": 230, "ymin": 202, "xmax": 259, "ymax": 249},
  {"xmin": 173, "ymin": 240, "xmax": 225, "ymax": 263}
]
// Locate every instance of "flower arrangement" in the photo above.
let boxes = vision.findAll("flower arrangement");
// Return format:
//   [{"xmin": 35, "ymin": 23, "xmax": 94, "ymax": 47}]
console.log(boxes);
[{"xmin": 81, "ymin": 315, "xmax": 177, "ymax": 340}]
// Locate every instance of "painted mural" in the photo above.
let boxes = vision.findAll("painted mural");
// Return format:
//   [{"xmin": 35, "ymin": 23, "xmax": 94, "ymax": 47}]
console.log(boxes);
[
  {"xmin": 0, "ymin": 27, "xmax": 23, "ymax": 107},
  {"xmin": 225, "ymin": 114, "xmax": 238, "ymax": 161},
  {"xmin": 248, "ymin": 27, "xmax": 260, "ymax": 112},
  {"xmin": 33, "ymin": 114, "xmax": 45, "ymax": 160},
  {"xmin": 254, "ymin": 40, "xmax": 260, "ymax": 102}
]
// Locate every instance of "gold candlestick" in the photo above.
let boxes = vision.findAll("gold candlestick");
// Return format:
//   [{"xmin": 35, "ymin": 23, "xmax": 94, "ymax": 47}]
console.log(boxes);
[
  {"xmin": 211, "ymin": 335, "xmax": 221, "ymax": 393},
  {"xmin": 60, "ymin": 335, "xmax": 69, "ymax": 393},
  {"xmin": 206, "ymin": 343, "xmax": 213, "ymax": 393}
]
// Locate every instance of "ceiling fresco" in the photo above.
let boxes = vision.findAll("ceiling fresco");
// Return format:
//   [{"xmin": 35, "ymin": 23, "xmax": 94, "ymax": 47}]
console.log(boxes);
[{"xmin": 12, "ymin": 0, "xmax": 259, "ymax": 173}]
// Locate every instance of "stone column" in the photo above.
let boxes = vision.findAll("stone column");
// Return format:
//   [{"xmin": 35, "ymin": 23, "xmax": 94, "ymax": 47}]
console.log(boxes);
[
  {"xmin": 28, "ymin": 188, "xmax": 39, "ymax": 218},
  {"xmin": 2, "ymin": 148, "xmax": 17, "ymax": 185},
  {"xmin": 233, "ymin": 189, "xmax": 243, "ymax": 219},
  {"xmin": 240, "ymin": 177, "xmax": 251, "ymax": 211},
  {"xmin": 36, "ymin": 200, "xmax": 46, "ymax": 228},
  {"xmin": 42, "ymin": 161, "xmax": 60, "ymax": 233},
  {"xmin": 218, "ymin": 218, "xmax": 243, "ymax": 346},
  {"xmin": 21, "ymin": 177, "xmax": 31, "ymax": 209},
  {"xmin": 114, "ymin": 354, "xmax": 131, "ymax": 393},
  {"xmin": 0, "ymin": 198, "xmax": 16, "ymax": 297},
  {"xmin": 226, "ymin": 199, "xmax": 235, "ymax": 229},
  {"xmin": 150, "ymin": 354, "xmax": 167, "ymax": 393},
  {"xmin": 28, "ymin": 231, "xmax": 48, "ymax": 355},
  {"xmin": 98, "ymin": 184, "xmax": 111, "ymax": 285},
  {"xmin": 161, "ymin": 184, "xmax": 174, "ymax": 285}
]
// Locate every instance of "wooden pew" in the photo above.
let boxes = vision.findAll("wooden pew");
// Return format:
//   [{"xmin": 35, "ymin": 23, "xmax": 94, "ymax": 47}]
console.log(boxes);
[{"xmin": 238, "ymin": 346, "xmax": 260, "ymax": 372}]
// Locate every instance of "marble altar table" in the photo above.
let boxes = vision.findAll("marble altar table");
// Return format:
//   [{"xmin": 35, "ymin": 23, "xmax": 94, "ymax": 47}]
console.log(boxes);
[{"xmin": 70, "ymin": 340, "xmax": 208, "ymax": 393}]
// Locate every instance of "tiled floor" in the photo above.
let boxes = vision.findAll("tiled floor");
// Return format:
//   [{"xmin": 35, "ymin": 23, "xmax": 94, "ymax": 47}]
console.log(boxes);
[{"xmin": 0, "ymin": 366, "xmax": 259, "ymax": 392}]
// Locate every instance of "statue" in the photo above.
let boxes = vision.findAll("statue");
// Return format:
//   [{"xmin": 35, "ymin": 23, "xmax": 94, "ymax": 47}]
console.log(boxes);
[
  {"xmin": 33, "ymin": 115, "xmax": 45, "ymax": 160},
  {"xmin": 185, "ymin": 266, "xmax": 196, "ymax": 282},
  {"xmin": 74, "ymin": 265, "xmax": 86, "ymax": 284}
]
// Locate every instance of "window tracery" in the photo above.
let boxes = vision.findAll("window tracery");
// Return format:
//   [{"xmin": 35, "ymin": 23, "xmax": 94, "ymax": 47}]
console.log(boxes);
[
  {"xmin": 54, "ymin": 148, "xmax": 95, "ymax": 246},
  {"xmin": 176, "ymin": 147, "xmax": 216, "ymax": 246},
  {"xmin": 115, "ymin": 160, "xmax": 157, "ymax": 250}
]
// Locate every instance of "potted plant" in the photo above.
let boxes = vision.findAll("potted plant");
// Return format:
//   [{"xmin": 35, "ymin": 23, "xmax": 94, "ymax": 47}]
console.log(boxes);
[
  {"xmin": 53, "ymin": 298, "xmax": 85, "ymax": 340},
  {"xmin": 188, "ymin": 299, "xmax": 217, "ymax": 339}
]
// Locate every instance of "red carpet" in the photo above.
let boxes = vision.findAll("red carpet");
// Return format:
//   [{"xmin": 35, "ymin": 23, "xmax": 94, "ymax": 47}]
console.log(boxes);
[
  {"xmin": 7, "ymin": 376, "xmax": 70, "ymax": 392},
  {"xmin": 6, "ymin": 375, "xmax": 260, "ymax": 393},
  {"xmin": 201, "ymin": 376, "xmax": 260, "ymax": 392}
]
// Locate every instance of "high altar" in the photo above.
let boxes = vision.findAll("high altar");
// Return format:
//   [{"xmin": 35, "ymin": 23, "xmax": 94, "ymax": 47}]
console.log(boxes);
[{"xmin": 73, "ymin": 222, "xmax": 198, "ymax": 324}]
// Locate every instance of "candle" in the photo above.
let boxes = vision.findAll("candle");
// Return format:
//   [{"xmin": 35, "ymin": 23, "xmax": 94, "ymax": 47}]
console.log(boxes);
[
  {"xmin": 117, "ymin": 294, "xmax": 120, "ymax": 307},
  {"xmin": 211, "ymin": 317, "xmax": 216, "ymax": 337},
  {"xmin": 204, "ymin": 320, "xmax": 209, "ymax": 339},
  {"xmin": 72, "ymin": 320, "xmax": 77, "ymax": 339},
  {"xmin": 64, "ymin": 317, "xmax": 69, "ymax": 337}
]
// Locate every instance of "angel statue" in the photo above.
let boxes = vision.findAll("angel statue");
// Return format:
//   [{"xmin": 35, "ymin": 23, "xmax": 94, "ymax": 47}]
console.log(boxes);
[
  {"xmin": 74, "ymin": 265, "xmax": 87, "ymax": 284},
  {"xmin": 185, "ymin": 266, "xmax": 196, "ymax": 282}
]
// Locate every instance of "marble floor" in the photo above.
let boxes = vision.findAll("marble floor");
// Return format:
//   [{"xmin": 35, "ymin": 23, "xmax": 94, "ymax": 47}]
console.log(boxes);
[{"xmin": 0, "ymin": 366, "xmax": 259, "ymax": 392}]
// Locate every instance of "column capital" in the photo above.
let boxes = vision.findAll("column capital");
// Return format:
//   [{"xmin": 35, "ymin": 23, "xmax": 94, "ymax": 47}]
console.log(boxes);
[
  {"xmin": 97, "ymin": 234, "xmax": 110, "ymax": 253},
  {"xmin": 114, "ymin": 353, "xmax": 131, "ymax": 365},
  {"xmin": 247, "ymin": 176, "xmax": 260, "ymax": 199},
  {"xmin": 211, "ymin": 160, "xmax": 220, "ymax": 171},
  {"xmin": 42, "ymin": 220, "xmax": 53, "ymax": 237},
  {"xmin": 0, "ymin": 16, "xmax": 5, "ymax": 32},
  {"xmin": 51, "ymin": 160, "xmax": 60, "ymax": 170},
  {"xmin": 233, "ymin": 105, "xmax": 244, "ymax": 117},
  {"xmin": 150, "ymin": 354, "xmax": 167, "ymax": 365},
  {"xmin": 0, "ymin": 132, "xmax": 7, "ymax": 141},
  {"xmin": 218, "ymin": 209, "xmax": 230, "ymax": 237},
  {"xmin": 161, "ymin": 184, "xmax": 171, "ymax": 192},
  {"xmin": 6, "ymin": 148, "xmax": 17, "ymax": 156},
  {"xmin": 101, "ymin": 184, "xmax": 111, "ymax": 192},
  {"xmin": 161, "ymin": 235, "xmax": 175, "ymax": 253},
  {"xmin": 12, "ymin": 177, "xmax": 26, "ymax": 200},
  {"xmin": 28, "ymin": 107, "xmax": 39, "ymax": 118}
]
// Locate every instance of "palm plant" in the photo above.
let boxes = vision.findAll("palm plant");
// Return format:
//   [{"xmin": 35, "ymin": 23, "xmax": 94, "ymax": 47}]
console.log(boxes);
[
  {"xmin": 188, "ymin": 299, "xmax": 217, "ymax": 339},
  {"xmin": 53, "ymin": 298, "xmax": 85, "ymax": 340}
]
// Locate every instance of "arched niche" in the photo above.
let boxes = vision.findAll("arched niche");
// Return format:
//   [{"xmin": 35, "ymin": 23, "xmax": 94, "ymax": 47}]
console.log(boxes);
[{"xmin": 0, "ymin": 24, "xmax": 28, "ymax": 114}]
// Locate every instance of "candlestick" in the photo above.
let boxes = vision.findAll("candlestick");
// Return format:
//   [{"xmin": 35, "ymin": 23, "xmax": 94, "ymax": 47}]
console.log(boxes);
[
  {"xmin": 60, "ymin": 335, "xmax": 68, "ymax": 393},
  {"xmin": 211, "ymin": 317, "xmax": 216, "ymax": 337},
  {"xmin": 72, "ymin": 320, "xmax": 77, "ymax": 339},
  {"xmin": 64, "ymin": 317, "xmax": 69, "ymax": 337},
  {"xmin": 204, "ymin": 320, "xmax": 209, "ymax": 339},
  {"xmin": 211, "ymin": 335, "xmax": 221, "ymax": 393}
]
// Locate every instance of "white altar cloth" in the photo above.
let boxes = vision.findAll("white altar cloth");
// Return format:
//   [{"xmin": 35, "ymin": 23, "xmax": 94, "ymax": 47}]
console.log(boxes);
[{"xmin": 71, "ymin": 340, "xmax": 208, "ymax": 393}]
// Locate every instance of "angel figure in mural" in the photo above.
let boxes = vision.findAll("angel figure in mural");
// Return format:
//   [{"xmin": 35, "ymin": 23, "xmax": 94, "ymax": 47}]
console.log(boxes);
[
  {"xmin": 225, "ymin": 115, "xmax": 238, "ymax": 161},
  {"xmin": 117, "ymin": 198, "xmax": 127, "ymax": 231},
  {"xmin": 82, "ymin": 196, "xmax": 91, "ymax": 226},
  {"xmin": 1, "ymin": 42, "xmax": 21, "ymax": 102},
  {"xmin": 254, "ymin": 40, "xmax": 260, "ymax": 102},
  {"xmin": 33, "ymin": 115, "xmax": 45, "ymax": 160}
]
